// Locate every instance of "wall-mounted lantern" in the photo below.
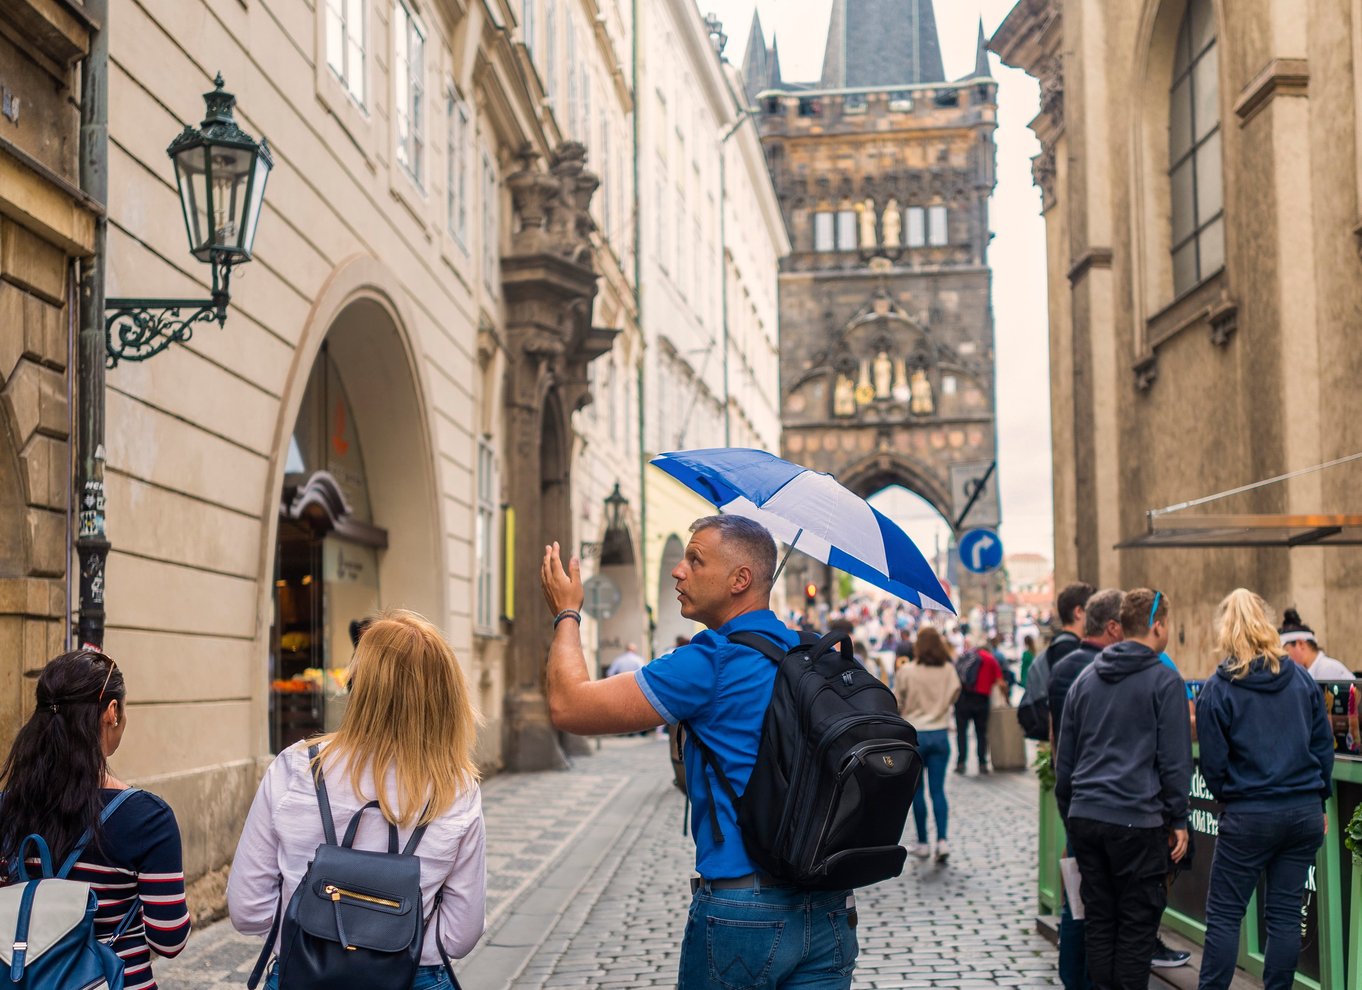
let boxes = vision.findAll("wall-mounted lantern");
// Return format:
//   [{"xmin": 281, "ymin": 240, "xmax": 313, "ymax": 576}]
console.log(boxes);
[{"xmin": 105, "ymin": 74, "xmax": 272, "ymax": 366}]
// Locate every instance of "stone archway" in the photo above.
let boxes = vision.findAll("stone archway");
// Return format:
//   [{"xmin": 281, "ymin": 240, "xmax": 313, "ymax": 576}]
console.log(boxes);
[
  {"xmin": 653, "ymin": 535, "xmax": 693, "ymax": 653},
  {"xmin": 257, "ymin": 262, "xmax": 444, "ymax": 757}
]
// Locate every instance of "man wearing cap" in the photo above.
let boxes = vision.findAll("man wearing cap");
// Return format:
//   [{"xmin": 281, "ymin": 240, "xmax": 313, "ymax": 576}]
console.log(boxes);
[{"xmin": 1280, "ymin": 609, "xmax": 1354, "ymax": 681}]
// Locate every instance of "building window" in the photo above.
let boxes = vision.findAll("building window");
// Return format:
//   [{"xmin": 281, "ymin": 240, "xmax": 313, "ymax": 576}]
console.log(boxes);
[
  {"xmin": 482, "ymin": 149, "xmax": 498, "ymax": 293},
  {"xmin": 836, "ymin": 210, "xmax": 857, "ymax": 250},
  {"xmin": 446, "ymin": 88, "xmax": 468, "ymax": 246},
  {"xmin": 1169, "ymin": 0, "xmax": 1223, "ymax": 295},
  {"xmin": 325, "ymin": 0, "xmax": 366, "ymax": 105},
  {"xmin": 928, "ymin": 205, "xmax": 948, "ymax": 246},
  {"xmin": 475, "ymin": 437, "xmax": 499, "ymax": 631},
  {"xmin": 814, "ymin": 212, "xmax": 835, "ymax": 252},
  {"xmin": 566, "ymin": 12, "xmax": 578, "ymax": 136},
  {"xmin": 906, "ymin": 206, "xmax": 926, "ymax": 247},
  {"xmin": 393, "ymin": 0, "xmax": 425, "ymax": 184},
  {"xmin": 521, "ymin": 0, "xmax": 535, "ymax": 51},
  {"xmin": 544, "ymin": 0, "xmax": 557, "ymax": 104}
]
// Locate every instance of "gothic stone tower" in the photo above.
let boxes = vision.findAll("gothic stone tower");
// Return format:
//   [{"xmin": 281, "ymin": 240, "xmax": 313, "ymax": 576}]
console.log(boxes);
[{"xmin": 745, "ymin": 2, "xmax": 999, "ymax": 600}]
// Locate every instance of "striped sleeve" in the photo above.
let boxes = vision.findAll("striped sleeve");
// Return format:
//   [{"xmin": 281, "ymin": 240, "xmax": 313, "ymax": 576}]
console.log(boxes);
[{"xmin": 132, "ymin": 799, "xmax": 191, "ymax": 958}]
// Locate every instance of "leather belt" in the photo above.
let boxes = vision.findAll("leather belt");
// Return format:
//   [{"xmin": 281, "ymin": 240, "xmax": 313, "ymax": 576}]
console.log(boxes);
[{"xmin": 690, "ymin": 872, "xmax": 790, "ymax": 893}]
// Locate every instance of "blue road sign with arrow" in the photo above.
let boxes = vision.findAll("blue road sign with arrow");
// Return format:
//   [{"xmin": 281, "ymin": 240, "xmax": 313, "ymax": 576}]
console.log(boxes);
[{"xmin": 959, "ymin": 528, "xmax": 1003, "ymax": 575}]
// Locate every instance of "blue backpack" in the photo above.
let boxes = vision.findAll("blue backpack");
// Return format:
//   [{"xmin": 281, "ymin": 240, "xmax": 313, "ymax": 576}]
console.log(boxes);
[{"xmin": 0, "ymin": 788, "xmax": 142, "ymax": 989}]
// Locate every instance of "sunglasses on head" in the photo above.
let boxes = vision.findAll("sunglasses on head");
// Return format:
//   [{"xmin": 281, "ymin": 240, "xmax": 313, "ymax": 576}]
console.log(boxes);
[
  {"xmin": 1148, "ymin": 591, "xmax": 1163, "ymax": 628},
  {"xmin": 95, "ymin": 654, "xmax": 119, "ymax": 704}
]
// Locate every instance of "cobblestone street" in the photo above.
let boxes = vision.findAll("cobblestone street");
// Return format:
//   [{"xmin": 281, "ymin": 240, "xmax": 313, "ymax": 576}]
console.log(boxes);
[{"xmin": 157, "ymin": 735, "xmax": 1083, "ymax": 989}]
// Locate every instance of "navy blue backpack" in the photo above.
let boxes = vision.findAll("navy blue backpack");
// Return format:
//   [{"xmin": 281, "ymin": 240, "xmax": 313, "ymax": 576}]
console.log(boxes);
[{"xmin": 0, "ymin": 788, "xmax": 142, "ymax": 989}]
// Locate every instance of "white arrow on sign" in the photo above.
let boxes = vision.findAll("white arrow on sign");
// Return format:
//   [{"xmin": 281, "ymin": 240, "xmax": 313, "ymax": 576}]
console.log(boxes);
[{"xmin": 968, "ymin": 533, "xmax": 997, "ymax": 572}]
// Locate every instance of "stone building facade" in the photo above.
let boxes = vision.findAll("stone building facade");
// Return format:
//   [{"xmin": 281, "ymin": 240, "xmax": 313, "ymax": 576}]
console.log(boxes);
[
  {"xmin": 744, "ymin": 0, "xmax": 999, "ymax": 604},
  {"xmin": 0, "ymin": 0, "xmax": 639, "ymax": 912},
  {"xmin": 0, "ymin": 1, "xmax": 95, "ymax": 745},
  {"xmin": 993, "ymin": 0, "xmax": 1362, "ymax": 671}
]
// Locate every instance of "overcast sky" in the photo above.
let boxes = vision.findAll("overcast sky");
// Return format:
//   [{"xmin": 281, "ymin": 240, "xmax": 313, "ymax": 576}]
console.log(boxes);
[{"xmin": 705, "ymin": 0, "xmax": 1055, "ymax": 564}]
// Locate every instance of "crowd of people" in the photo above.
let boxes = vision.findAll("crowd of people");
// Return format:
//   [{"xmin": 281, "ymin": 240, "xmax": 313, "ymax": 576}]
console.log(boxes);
[{"xmin": 0, "ymin": 511, "xmax": 1353, "ymax": 990}]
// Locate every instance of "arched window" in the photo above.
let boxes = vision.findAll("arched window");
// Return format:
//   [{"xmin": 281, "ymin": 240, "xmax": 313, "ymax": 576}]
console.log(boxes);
[{"xmin": 1169, "ymin": 0, "xmax": 1223, "ymax": 294}]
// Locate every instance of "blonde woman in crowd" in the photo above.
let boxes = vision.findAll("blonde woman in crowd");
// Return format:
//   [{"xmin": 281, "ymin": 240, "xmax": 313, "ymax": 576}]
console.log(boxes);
[
  {"xmin": 228, "ymin": 610, "xmax": 487, "ymax": 990},
  {"xmin": 1194, "ymin": 590, "xmax": 1333, "ymax": 990},
  {"xmin": 895, "ymin": 625, "xmax": 961, "ymax": 862}
]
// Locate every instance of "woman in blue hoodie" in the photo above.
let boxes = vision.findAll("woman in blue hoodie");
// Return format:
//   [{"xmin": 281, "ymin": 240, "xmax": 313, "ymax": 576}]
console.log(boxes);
[{"xmin": 1194, "ymin": 589, "xmax": 1334, "ymax": 990}]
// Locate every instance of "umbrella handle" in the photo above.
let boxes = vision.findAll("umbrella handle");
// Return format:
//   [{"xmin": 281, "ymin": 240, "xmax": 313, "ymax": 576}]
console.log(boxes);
[{"xmin": 772, "ymin": 528, "xmax": 803, "ymax": 584}]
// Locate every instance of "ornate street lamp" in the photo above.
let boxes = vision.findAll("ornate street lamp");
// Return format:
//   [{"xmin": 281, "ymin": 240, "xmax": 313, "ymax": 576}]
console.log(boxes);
[
  {"xmin": 105, "ymin": 74, "xmax": 272, "ymax": 366},
  {"xmin": 581, "ymin": 483, "xmax": 630, "ymax": 559}
]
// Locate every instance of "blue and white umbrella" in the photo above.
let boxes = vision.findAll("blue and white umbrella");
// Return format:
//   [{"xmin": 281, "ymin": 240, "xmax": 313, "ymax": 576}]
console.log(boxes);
[{"xmin": 651, "ymin": 447, "xmax": 954, "ymax": 612}]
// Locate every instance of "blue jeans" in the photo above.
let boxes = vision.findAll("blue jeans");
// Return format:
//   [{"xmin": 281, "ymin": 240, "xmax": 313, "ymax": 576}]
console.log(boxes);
[
  {"xmin": 679, "ymin": 883, "xmax": 857, "ymax": 988},
  {"xmin": 1199, "ymin": 803, "xmax": 1324, "ymax": 990},
  {"xmin": 911, "ymin": 729, "xmax": 950, "ymax": 842},
  {"xmin": 265, "ymin": 961, "xmax": 453, "ymax": 989}
]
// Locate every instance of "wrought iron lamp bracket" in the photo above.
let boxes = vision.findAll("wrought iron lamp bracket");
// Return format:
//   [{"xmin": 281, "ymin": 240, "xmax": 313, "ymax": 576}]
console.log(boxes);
[{"xmin": 105, "ymin": 262, "xmax": 234, "ymax": 367}]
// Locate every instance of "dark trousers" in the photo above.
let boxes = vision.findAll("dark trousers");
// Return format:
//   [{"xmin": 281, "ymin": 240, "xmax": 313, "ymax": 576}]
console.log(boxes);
[
  {"xmin": 1198, "ymin": 804, "xmax": 1324, "ymax": 990},
  {"xmin": 1067, "ymin": 817, "xmax": 1168, "ymax": 990},
  {"xmin": 954, "ymin": 692, "xmax": 990, "ymax": 770}
]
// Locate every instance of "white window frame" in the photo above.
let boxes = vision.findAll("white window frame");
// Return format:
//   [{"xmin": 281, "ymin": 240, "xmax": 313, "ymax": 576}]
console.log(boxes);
[
  {"xmin": 836, "ymin": 210, "xmax": 857, "ymax": 250},
  {"xmin": 906, "ymin": 206, "xmax": 926, "ymax": 247},
  {"xmin": 928, "ymin": 205, "xmax": 948, "ymax": 246},
  {"xmin": 813, "ymin": 212, "xmax": 835, "ymax": 252},
  {"xmin": 475, "ymin": 437, "xmax": 499, "ymax": 632},
  {"xmin": 482, "ymin": 148, "xmax": 499, "ymax": 294},
  {"xmin": 393, "ymin": 0, "xmax": 426, "ymax": 186},
  {"xmin": 446, "ymin": 86, "xmax": 469, "ymax": 248},
  {"xmin": 325, "ymin": 0, "xmax": 367, "ymax": 106}
]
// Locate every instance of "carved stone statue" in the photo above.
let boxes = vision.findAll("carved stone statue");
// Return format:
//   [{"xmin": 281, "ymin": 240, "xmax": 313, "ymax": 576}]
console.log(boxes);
[
  {"xmin": 882, "ymin": 198, "xmax": 902, "ymax": 249},
  {"xmin": 873, "ymin": 351, "xmax": 893, "ymax": 399},
  {"xmin": 859, "ymin": 199, "xmax": 878, "ymax": 249},
  {"xmin": 855, "ymin": 359, "xmax": 875, "ymax": 405},
  {"xmin": 892, "ymin": 358, "xmax": 910, "ymax": 402},
  {"xmin": 833, "ymin": 375, "xmax": 857, "ymax": 417},
  {"xmin": 909, "ymin": 368, "xmax": 935, "ymax": 416}
]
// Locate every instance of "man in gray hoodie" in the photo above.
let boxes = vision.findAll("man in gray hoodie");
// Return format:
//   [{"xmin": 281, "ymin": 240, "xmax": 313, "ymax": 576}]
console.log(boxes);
[{"xmin": 1055, "ymin": 588, "xmax": 1192, "ymax": 990}]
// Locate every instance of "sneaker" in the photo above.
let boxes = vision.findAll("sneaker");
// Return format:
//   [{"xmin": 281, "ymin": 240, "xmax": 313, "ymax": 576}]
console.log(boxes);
[
  {"xmin": 954, "ymin": 764, "xmax": 966, "ymax": 775},
  {"xmin": 978, "ymin": 765, "xmax": 991, "ymax": 775},
  {"xmin": 910, "ymin": 843, "xmax": 931, "ymax": 859},
  {"xmin": 1150, "ymin": 936, "xmax": 1191, "ymax": 968},
  {"xmin": 934, "ymin": 840, "xmax": 950, "ymax": 862}
]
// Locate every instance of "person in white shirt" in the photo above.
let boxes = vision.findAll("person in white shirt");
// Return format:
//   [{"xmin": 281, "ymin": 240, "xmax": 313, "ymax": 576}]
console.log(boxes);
[
  {"xmin": 1279, "ymin": 608, "xmax": 1355, "ymax": 681},
  {"xmin": 228, "ymin": 610, "xmax": 486, "ymax": 990},
  {"xmin": 604, "ymin": 643, "xmax": 645, "ymax": 678}
]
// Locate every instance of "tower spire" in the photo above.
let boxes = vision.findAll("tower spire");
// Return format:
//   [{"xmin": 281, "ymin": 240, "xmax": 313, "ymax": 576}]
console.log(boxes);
[
  {"xmin": 820, "ymin": 0, "xmax": 946, "ymax": 89},
  {"xmin": 973, "ymin": 19, "xmax": 992, "ymax": 78},
  {"xmin": 741, "ymin": 8, "xmax": 770, "ymax": 102}
]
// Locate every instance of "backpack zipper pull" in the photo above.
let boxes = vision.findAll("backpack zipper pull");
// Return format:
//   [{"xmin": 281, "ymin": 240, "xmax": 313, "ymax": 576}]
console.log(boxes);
[{"xmin": 842, "ymin": 671, "xmax": 854, "ymax": 686}]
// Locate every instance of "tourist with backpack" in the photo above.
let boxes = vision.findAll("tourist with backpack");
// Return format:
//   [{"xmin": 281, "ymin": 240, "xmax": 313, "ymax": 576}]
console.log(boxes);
[
  {"xmin": 0, "ymin": 649, "xmax": 191, "ymax": 990},
  {"xmin": 228, "ymin": 610, "xmax": 486, "ymax": 990},
  {"xmin": 540, "ymin": 515, "xmax": 922, "ymax": 989},
  {"xmin": 895, "ymin": 625, "xmax": 960, "ymax": 861},
  {"xmin": 953, "ymin": 640, "xmax": 1004, "ymax": 774},
  {"xmin": 1195, "ymin": 590, "xmax": 1333, "ymax": 990},
  {"xmin": 1016, "ymin": 581, "xmax": 1093, "ymax": 742}
]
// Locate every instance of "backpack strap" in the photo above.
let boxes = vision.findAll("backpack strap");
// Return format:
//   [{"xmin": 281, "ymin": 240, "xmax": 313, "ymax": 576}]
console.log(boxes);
[
  {"xmin": 341, "ymin": 801, "xmax": 400, "ymax": 854},
  {"xmin": 431, "ymin": 893, "xmax": 465, "ymax": 990},
  {"xmin": 56, "ymin": 786, "xmax": 141, "ymax": 879},
  {"xmin": 247, "ymin": 899, "xmax": 281, "ymax": 990},
  {"xmin": 309, "ymin": 744, "xmax": 339, "ymax": 847},
  {"xmin": 11, "ymin": 834, "xmax": 53, "ymax": 882},
  {"xmin": 9, "ymin": 880, "xmax": 39, "ymax": 981},
  {"xmin": 678, "ymin": 722, "xmax": 740, "ymax": 845},
  {"xmin": 725, "ymin": 630, "xmax": 787, "ymax": 664}
]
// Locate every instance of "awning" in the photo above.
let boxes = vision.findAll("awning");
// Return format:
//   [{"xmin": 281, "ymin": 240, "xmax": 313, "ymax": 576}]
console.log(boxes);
[
  {"xmin": 1118, "ymin": 513, "xmax": 1362, "ymax": 549},
  {"xmin": 1118, "ymin": 452, "xmax": 1362, "ymax": 550}
]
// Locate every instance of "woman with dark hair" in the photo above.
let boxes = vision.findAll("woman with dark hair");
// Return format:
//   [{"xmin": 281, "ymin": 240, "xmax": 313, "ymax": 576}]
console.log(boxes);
[
  {"xmin": 895, "ymin": 625, "xmax": 960, "ymax": 862},
  {"xmin": 0, "ymin": 650, "xmax": 190, "ymax": 990}
]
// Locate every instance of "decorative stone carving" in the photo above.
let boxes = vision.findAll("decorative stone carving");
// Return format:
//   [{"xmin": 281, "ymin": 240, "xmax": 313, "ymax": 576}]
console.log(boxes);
[
  {"xmin": 1037, "ymin": 54, "xmax": 1064, "ymax": 123},
  {"xmin": 1208, "ymin": 300, "xmax": 1238, "ymax": 346},
  {"xmin": 909, "ymin": 368, "xmax": 934, "ymax": 415},
  {"xmin": 882, "ymin": 198, "xmax": 902, "ymax": 249},
  {"xmin": 873, "ymin": 351, "xmax": 893, "ymax": 398},
  {"xmin": 859, "ymin": 199, "xmax": 878, "ymax": 249},
  {"xmin": 1032, "ymin": 144, "xmax": 1057, "ymax": 211},
  {"xmin": 1134, "ymin": 355, "xmax": 1158, "ymax": 392},
  {"xmin": 833, "ymin": 375, "xmax": 857, "ymax": 417}
]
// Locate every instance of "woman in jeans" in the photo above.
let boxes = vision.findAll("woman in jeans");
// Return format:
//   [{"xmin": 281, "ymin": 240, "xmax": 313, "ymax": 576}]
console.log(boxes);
[
  {"xmin": 1195, "ymin": 589, "xmax": 1334, "ymax": 990},
  {"xmin": 0, "ymin": 651, "xmax": 191, "ymax": 990},
  {"xmin": 229, "ymin": 610, "xmax": 487, "ymax": 990},
  {"xmin": 895, "ymin": 625, "xmax": 960, "ymax": 862}
]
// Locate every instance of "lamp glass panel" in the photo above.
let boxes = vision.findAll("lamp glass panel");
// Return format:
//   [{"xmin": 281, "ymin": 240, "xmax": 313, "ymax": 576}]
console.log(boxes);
[
  {"xmin": 207, "ymin": 144, "xmax": 254, "ymax": 258},
  {"xmin": 174, "ymin": 144, "xmax": 211, "ymax": 259},
  {"xmin": 239, "ymin": 151, "xmax": 271, "ymax": 257}
]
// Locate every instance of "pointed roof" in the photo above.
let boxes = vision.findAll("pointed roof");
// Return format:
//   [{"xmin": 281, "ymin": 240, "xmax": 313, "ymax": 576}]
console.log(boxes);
[
  {"xmin": 769, "ymin": 34, "xmax": 783, "ymax": 88},
  {"xmin": 741, "ymin": 9, "xmax": 769, "ymax": 102},
  {"xmin": 973, "ymin": 19, "xmax": 992, "ymax": 78},
  {"xmin": 819, "ymin": 0, "xmax": 946, "ymax": 89}
]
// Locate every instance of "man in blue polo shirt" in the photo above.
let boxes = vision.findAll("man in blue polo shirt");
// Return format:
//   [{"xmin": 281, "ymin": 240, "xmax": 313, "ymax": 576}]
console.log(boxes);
[{"xmin": 540, "ymin": 514, "xmax": 857, "ymax": 989}]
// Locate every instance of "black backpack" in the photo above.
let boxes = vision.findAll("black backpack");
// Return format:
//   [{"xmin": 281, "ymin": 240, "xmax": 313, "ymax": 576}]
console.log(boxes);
[
  {"xmin": 248, "ymin": 746, "xmax": 462, "ymax": 990},
  {"xmin": 686, "ymin": 629, "xmax": 923, "ymax": 890},
  {"xmin": 955, "ymin": 649, "xmax": 985, "ymax": 693}
]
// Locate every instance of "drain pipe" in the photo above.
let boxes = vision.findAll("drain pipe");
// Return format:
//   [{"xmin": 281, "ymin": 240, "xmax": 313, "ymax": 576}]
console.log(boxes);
[
  {"xmin": 631, "ymin": 0, "xmax": 650, "ymax": 658},
  {"xmin": 75, "ymin": 0, "xmax": 110, "ymax": 649}
]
